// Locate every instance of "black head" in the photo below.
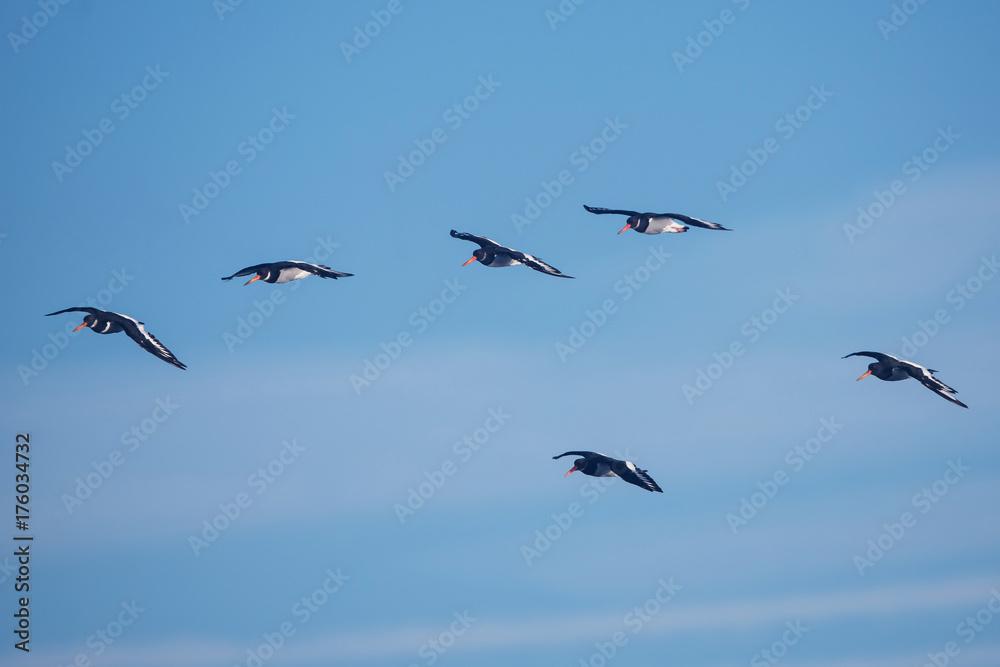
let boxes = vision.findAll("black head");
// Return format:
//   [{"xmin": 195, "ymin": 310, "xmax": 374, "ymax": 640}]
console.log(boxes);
[
  {"xmin": 857, "ymin": 362, "xmax": 887, "ymax": 381},
  {"xmin": 461, "ymin": 248, "xmax": 486, "ymax": 267},
  {"xmin": 73, "ymin": 314, "xmax": 97, "ymax": 332},
  {"xmin": 618, "ymin": 217, "xmax": 638, "ymax": 234},
  {"xmin": 244, "ymin": 269, "xmax": 271, "ymax": 286}
]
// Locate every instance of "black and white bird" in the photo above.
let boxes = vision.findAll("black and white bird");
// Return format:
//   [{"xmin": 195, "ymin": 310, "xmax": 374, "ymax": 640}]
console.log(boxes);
[
  {"xmin": 583, "ymin": 205, "xmax": 730, "ymax": 235},
  {"xmin": 553, "ymin": 451, "xmax": 663, "ymax": 492},
  {"xmin": 450, "ymin": 230, "xmax": 573, "ymax": 278},
  {"xmin": 45, "ymin": 307, "xmax": 186, "ymax": 370},
  {"xmin": 843, "ymin": 351, "xmax": 968, "ymax": 408},
  {"xmin": 222, "ymin": 261, "xmax": 353, "ymax": 286}
]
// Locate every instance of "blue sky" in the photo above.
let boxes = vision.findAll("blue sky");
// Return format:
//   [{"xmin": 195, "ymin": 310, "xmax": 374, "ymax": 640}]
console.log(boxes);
[{"xmin": 2, "ymin": 1, "xmax": 999, "ymax": 665}]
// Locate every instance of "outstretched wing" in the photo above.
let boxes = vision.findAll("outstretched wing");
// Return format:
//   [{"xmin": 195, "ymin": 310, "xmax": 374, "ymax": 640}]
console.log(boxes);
[
  {"xmin": 450, "ymin": 230, "xmax": 502, "ymax": 250},
  {"xmin": 583, "ymin": 205, "xmax": 640, "ymax": 217},
  {"xmin": 896, "ymin": 361, "xmax": 968, "ymax": 408},
  {"xmin": 843, "ymin": 351, "xmax": 899, "ymax": 365},
  {"xmin": 661, "ymin": 213, "xmax": 731, "ymax": 231},
  {"xmin": 116, "ymin": 314, "xmax": 187, "ymax": 370},
  {"xmin": 290, "ymin": 261, "xmax": 353, "ymax": 279},
  {"xmin": 511, "ymin": 251, "xmax": 574, "ymax": 279},
  {"xmin": 553, "ymin": 451, "xmax": 600, "ymax": 460},
  {"xmin": 611, "ymin": 460, "xmax": 664, "ymax": 493},
  {"xmin": 44, "ymin": 307, "xmax": 104, "ymax": 317},
  {"xmin": 221, "ymin": 263, "xmax": 273, "ymax": 281}
]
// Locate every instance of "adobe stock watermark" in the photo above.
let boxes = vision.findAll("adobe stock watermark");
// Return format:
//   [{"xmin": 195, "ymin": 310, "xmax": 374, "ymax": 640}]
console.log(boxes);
[
  {"xmin": 555, "ymin": 246, "xmax": 671, "ymax": 362},
  {"xmin": 232, "ymin": 567, "xmax": 350, "ymax": 667},
  {"xmin": 340, "ymin": 0, "xmax": 414, "ymax": 63},
  {"xmin": 921, "ymin": 587, "xmax": 1000, "ymax": 667},
  {"xmin": 716, "ymin": 84, "xmax": 833, "ymax": 202},
  {"xmin": 877, "ymin": 0, "xmax": 931, "ymax": 40},
  {"xmin": 7, "ymin": 0, "xmax": 73, "ymax": 54},
  {"xmin": 51, "ymin": 66, "xmax": 170, "ymax": 183},
  {"xmin": 349, "ymin": 277, "xmax": 468, "ymax": 394},
  {"xmin": 178, "ymin": 107, "xmax": 295, "ymax": 223},
  {"xmin": 213, "ymin": 0, "xmax": 243, "ymax": 21},
  {"xmin": 384, "ymin": 74, "xmax": 501, "ymax": 192},
  {"xmin": 843, "ymin": 127, "xmax": 960, "ymax": 243},
  {"xmin": 681, "ymin": 288, "xmax": 799, "ymax": 404},
  {"xmin": 61, "ymin": 396, "xmax": 180, "ymax": 515},
  {"xmin": 577, "ymin": 577, "xmax": 682, "ymax": 666},
  {"xmin": 511, "ymin": 116, "xmax": 628, "ymax": 233},
  {"xmin": 222, "ymin": 235, "xmax": 343, "ymax": 352},
  {"xmin": 894, "ymin": 254, "xmax": 997, "ymax": 360},
  {"xmin": 408, "ymin": 611, "xmax": 478, "ymax": 667},
  {"xmin": 726, "ymin": 416, "xmax": 844, "ymax": 535},
  {"xmin": 55, "ymin": 600, "xmax": 144, "ymax": 667},
  {"xmin": 521, "ymin": 450, "xmax": 631, "ymax": 567},
  {"xmin": 16, "ymin": 268, "xmax": 134, "ymax": 386},
  {"xmin": 853, "ymin": 459, "xmax": 970, "ymax": 575},
  {"xmin": 750, "ymin": 621, "xmax": 809, "ymax": 667},
  {"xmin": 188, "ymin": 439, "xmax": 306, "ymax": 556},
  {"xmin": 545, "ymin": 0, "xmax": 587, "ymax": 31},
  {"xmin": 394, "ymin": 407, "xmax": 511, "ymax": 524},
  {"xmin": 671, "ymin": 0, "xmax": 751, "ymax": 73}
]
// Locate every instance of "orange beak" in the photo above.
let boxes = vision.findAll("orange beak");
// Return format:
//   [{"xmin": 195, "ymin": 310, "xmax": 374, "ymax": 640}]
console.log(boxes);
[
  {"xmin": 72, "ymin": 322, "xmax": 88, "ymax": 332},
  {"xmin": 243, "ymin": 275, "xmax": 262, "ymax": 286},
  {"xmin": 617, "ymin": 223, "xmax": 631, "ymax": 235},
  {"xmin": 564, "ymin": 466, "xmax": 578, "ymax": 477},
  {"xmin": 856, "ymin": 370, "xmax": 872, "ymax": 381},
  {"xmin": 461, "ymin": 257, "xmax": 477, "ymax": 267}
]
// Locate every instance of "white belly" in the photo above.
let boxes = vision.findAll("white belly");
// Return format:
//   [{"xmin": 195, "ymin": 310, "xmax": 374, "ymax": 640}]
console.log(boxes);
[
  {"xmin": 645, "ymin": 217, "xmax": 686, "ymax": 234},
  {"xmin": 486, "ymin": 255, "xmax": 518, "ymax": 268},
  {"xmin": 276, "ymin": 268, "xmax": 311, "ymax": 283}
]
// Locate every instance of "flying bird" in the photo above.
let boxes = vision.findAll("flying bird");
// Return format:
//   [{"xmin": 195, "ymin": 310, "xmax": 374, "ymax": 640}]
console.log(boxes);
[
  {"xmin": 45, "ymin": 307, "xmax": 186, "ymax": 370},
  {"xmin": 583, "ymin": 205, "xmax": 730, "ymax": 235},
  {"xmin": 222, "ymin": 261, "xmax": 353, "ymax": 286},
  {"xmin": 450, "ymin": 230, "xmax": 573, "ymax": 278},
  {"xmin": 553, "ymin": 451, "xmax": 662, "ymax": 492},
  {"xmin": 843, "ymin": 351, "xmax": 967, "ymax": 408}
]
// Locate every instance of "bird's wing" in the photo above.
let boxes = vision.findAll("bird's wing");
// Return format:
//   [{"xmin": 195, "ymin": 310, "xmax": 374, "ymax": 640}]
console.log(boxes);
[
  {"xmin": 843, "ymin": 351, "xmax": 899, "ymax": 365},
  {"xmin": 510, "ymin": 250, "xmax": 574, "ymax": 279},
  {"xmin": 661, "ymin": 213, "xmax": 731, "ymax": 231},
  {"xmin": 117, "ymin": 314, "xmax": 187, "ymax": 370},
  {"xmin": 289, "ymin": 261, "xmax": 354, "ymax": 279},
  {"xmin": 553, "ymin": 451, "xmax": 599, "ymax": 460},
  {"xmin": 611, "ymin": 460, "xmax": 664, "ymax": 493},
  {"xmin": 221, "ymin": 263, "xmax": 273, "ymax": 281},
  {"xmin": 450, "ymin": 230, "xmax": 502, "ymax": 250},
  {"xmin": 583, "ymin": 205, "xmax": 640, "ymax": 217},
  {"xmin": 44, "ymin": 307, "xmax": 104, "ymax": 317},
  {"xmin": 896, "ymin": 361, "xmax": 968, "ymax": 408}
]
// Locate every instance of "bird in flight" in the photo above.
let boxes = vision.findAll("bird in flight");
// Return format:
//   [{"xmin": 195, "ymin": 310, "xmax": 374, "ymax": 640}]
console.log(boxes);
[
  {"xmin": 450, "ymin": 230, "xmax": 574, "ymax": 278},
  {"xmin": 222, "ymin": 261, "xmax": 353, "ymax": 286},
  {"xmin": 553, "ymin": 451, "xmax": 663, "ymax": 492},
  {"xmin": 843, "ymin": 351, "xmax": 967, "ymax": 408},
  {"xmin": 583, "ymin": 205, "xmax": 730, "ymax": 235},
  {"xmin": 45, "ymin": 307, "xmax": 186, "ymax": 370}
]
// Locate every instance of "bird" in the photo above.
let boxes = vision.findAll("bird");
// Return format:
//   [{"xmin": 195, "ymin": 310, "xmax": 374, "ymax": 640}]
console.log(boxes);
[
  {"xmin": 44, "ymin": 307, "xmax": 186, "ymax": 370},
  {"xmin": 843, "ymin": 351, "xmax": 967, "ymax": 408},
  {"xmin": 553, "ymin": 451, "xmax": 663, "ymax": 492},
  {"xmin": 583, "ymin": 205, "xmax": 730, "ymax": 235},
  {"xmin": 221, "ymin": 261, "xmax": 353, "ymax": 285},
  {"xmin": 450, "ymin": 230, "xmax": 573, "ymax": 278}
]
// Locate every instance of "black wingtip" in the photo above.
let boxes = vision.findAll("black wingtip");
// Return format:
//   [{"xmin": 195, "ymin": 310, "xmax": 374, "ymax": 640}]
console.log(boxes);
[{"xmin": 449, "ymin": 229, "xmax": 460, "ymax": 237}]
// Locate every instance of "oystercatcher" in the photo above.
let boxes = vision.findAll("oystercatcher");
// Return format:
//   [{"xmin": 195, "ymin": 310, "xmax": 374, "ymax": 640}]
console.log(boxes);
[
  {"xmin": 583, "ymin": 205, "xmax": 730, "ymax": 235},
  {"xmin": 45, "ymin": 307, "xmax": 186, "ymax": 370},
  {"xmin": 843, "ymin": 351, "xmax": 968, "ymax": 408},
  {"xmin": 450, "ymin": 230, "xmax": 574, "ymax": 278},
  {"xmin": 553, "ymin": 451, "xmax": 662, "ymax": 492},
  {"xmin": 222, "ymin": 261, "xmax": 353, "ymax": 286}
]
